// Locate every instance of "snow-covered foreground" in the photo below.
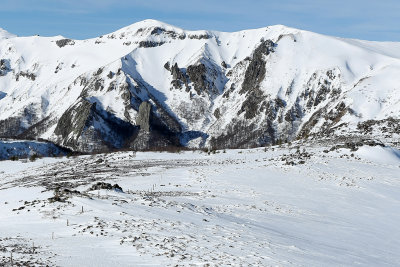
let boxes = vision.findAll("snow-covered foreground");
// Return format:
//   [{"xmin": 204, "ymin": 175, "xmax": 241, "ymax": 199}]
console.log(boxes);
[{"xmin": 0, "ymin": 143, "xmax": 399, "ymax": 266}]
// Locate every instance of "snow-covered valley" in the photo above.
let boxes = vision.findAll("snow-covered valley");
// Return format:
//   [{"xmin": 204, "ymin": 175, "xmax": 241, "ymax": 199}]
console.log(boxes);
[{"xmin": 0, "ymin": 142, "xmax": 399, "ymax": 266}]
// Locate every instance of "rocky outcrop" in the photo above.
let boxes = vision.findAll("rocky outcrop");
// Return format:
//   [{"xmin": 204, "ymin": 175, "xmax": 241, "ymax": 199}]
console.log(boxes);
[
  {"xmin": 150, "ymin": 27, "xmax": 186, "ymax": 40},
  {"xmin": 138, "ymin": 41, "xmax": 166, "ymax": 48},
  {"xmin": 240, "ymin": 40, "xmax": 275, "ymax": 95},
  {"xmin": 17, "ymin": 116, "xmax": 57, "ymax": 140},
  {"xmin": 284, "ymin": 99, "xmax": 303, "ymax": 123},
  {"xmin": 56, "ymin": 39, "xmax": 75, "ymax": 48},
  {"xmin": 357, "ymin": 118, "xmax": 400, "ymax": 139},
  {"xmin": 89, "ymin": 182, "xmax": 123, "ymax": 192},
  {"xmin": 186, "ymin": 64, "xmax": 209, "ymax": 95},
  {"xmin": 147, "ymin": 27, "xmax": 210, "ymax": 40},
  {"xmin": 170, "ymin": 63, "xmax": 189, "ymax": 90},
  {"xmin": 54, "ymin": 98, "xmax": 136, "ymax": 152},
  {"xmin": 128, "ymin": 101, "xmax": 181, "ymax": 150},
  {"xmin": 169, "ymin": 59, "xmax": 226, "ymax": 99},
  {"xmin": 0, "ymin": 106, "xmax": 41, "ymax": 138},
  {"xmin": 136, "ymin": 101, "xmax": 151, "ymax": 132},
  {"xmin": 55, "ymin": 99, "xmax": 94, "ymax": 142},
  {"xmin": 238, "ymin": 40, "xmax": 276, "ymax": 120},
  {"xmin": 209, "ymin": 119, "xmax": 276, "ymax": 149},
  {"xmin": 0, "ymin": 59, "xmax": 10, "ymax": 76},
  {"xmin": 16, "ymin": 71, "xmax": 36, "ymax": 81},
  {"xmin": 188, "ymin": 34, "xmax": 212, "ymax": 40},
  {"xmin": 302, "ymin": 69, "xmax": 341, "ymax": 109}
]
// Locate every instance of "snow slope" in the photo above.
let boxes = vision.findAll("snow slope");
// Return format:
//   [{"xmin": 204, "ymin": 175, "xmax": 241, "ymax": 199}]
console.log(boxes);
[
  {"xmin": 0, "ymin": 143, "xmax": 399, "ymax": 266},
  {"xmin": 0, "ymin": 28, "xmax": 16, "ymax": 40}
]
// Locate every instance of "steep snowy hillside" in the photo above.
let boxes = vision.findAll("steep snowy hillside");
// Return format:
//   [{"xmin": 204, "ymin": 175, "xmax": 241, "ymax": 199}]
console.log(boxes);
[{"xmin": 0, "ymin": 20, "xmax": 399, "ymax": 153}]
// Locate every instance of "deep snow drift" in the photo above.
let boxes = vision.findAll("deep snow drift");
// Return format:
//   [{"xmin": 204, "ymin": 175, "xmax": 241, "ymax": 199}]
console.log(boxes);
[{"xmin": 0, "ymin": 142, "xmax": 399, "ymax": 266}]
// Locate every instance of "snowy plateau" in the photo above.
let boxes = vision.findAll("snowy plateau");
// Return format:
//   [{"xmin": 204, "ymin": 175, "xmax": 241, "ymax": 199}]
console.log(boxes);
[{"xmin": 0, "ymin": 19, "xmax": 399, "ymax": 266}]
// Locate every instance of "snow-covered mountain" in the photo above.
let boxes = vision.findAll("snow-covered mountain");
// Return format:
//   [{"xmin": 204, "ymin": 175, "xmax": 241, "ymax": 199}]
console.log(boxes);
[{"xmin": 1, "ymin": 19, "xmax": 399, "ymax": 152}]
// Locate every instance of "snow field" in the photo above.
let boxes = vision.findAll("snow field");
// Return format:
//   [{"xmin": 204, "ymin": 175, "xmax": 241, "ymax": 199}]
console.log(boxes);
[{"xmin": 0, "ymin": 144, "xmax": 399, "ymax": 266}]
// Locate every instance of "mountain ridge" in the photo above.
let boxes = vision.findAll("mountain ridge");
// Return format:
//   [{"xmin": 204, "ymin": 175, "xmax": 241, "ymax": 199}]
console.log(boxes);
[{"xmin": 0, "ymin": 19, "xmax": 399, "ymax": 154}]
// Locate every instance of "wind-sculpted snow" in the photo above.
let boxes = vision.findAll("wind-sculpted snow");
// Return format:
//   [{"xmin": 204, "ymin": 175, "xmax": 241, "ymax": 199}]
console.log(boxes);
[
  {"xmin": 0, "ymin": 143, "xmax": 399, "ymax": 266},
  {"xmin": 0, "ymin": 19, "xmax": 399, "ymax": 154}
]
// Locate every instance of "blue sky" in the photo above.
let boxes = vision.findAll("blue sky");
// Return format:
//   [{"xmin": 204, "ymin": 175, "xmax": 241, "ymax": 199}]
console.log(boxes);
[{"xmin": 0, "ymin": 0, "xmax": 399, "ymax": 41}]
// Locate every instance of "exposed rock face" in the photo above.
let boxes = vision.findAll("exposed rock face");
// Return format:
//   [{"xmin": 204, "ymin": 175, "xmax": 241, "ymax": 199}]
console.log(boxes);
[
  {"xmin": 56, "ymin": 39, "xmax": 75, "ymax": 48},
  {"xmin": 126, "ymin": 99, "xmax": 182, "ymax": 150},
  {"xmin": 188, "ymin": 33, "xmax": 212, "ymax": 40},
  {"xmin": 169, "ymin": 59, "xmax": 226, "ymax": 100},
  {"xmin": 138, "ymin": 41, "xmax": 166, "ymax": 48},
  {"xmin": 284, "ymin": 99, "xmax": 303, "ymax": 123},
  {"xmin": 54, "ymin": 99, "xmax": 102, "ymax": 151},
  {"xmin": 147, "ymin": 26, "xmax": 211, "ymax": 40},
  {"xmin": 0, "ymin": 106, "xmax": 41, "ymax": 138},
  {"xmin": 54, "ymin": 98, "xmax": 135, "ymax": 152},
  {"xmin": 0, "ymin": 59, "xmax": 7, "ymax": 70},
  {"xmin": 55, "ymin": 100, "xmax": 93, "ymax": 139},
  {"xmin": 238, "ymin": 88, "xmax": 264, "ymax": 120},
  {"xmin": 89, "ymin": 182, "xmax": 123, "ymax": 192},
  {"xmin": 0, "ymin": 59, "xmax": 10, "ymax": 76},
  {"xmin": 164, "ymin": 62, "xmax": 170, "ymax": 71},
  {"xmin": 150, "ymin": 100, "xmax": 182, "ymax": 134},
  {"xmin": 186, "ymin": 64, "xmax": 210, "ymax": 95},
  {"xmin": 150, "ymin": 27, "xmax": 186, "ymax": 40},
  {"xmin": 208, "ymin": 40, "xmax": 280, "ymax": 148},
  {"xmin": 302, "ymin": 69, "xmax": 342, "ymax": 109},
  {"xmin": 18, "ymin": 116, "xmax": 57, "ymax": 140},
  {"xmin": 16, "ymin": 71, "xmax": 36, "ymax": 81},
  {"xmin": 240, "ymin": 40, "xmax": 275, "ymax": 95},
  {"xmin": 238, "ymin": 40, "xmax": 276, "ymax": 120},
  {"xmin": 136, "ymin": 101, "xmax": 151, "ymax": 132},
  {"xmin": 170, "ymin": 63, "xmax": 189, "ymax": 90},
  {"xmin": 357, "ymin": 118, "xmax": 400, "ymax": 139}
]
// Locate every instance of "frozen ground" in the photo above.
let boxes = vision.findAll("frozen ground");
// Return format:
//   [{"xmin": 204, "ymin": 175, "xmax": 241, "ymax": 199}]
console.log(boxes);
[{"xmin": 0, "ymin": 143, "xmax": 399, "ymax": 266}]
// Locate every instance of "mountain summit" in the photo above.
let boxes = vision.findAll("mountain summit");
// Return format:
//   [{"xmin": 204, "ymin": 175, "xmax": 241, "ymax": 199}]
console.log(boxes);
[
  {"xmin": 0, "ymin": 20, "xmax": 399, "ymax": 152},
  {"xmin": 0, "ymin": 28, "xmax": 16, "ymax": 39}
]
